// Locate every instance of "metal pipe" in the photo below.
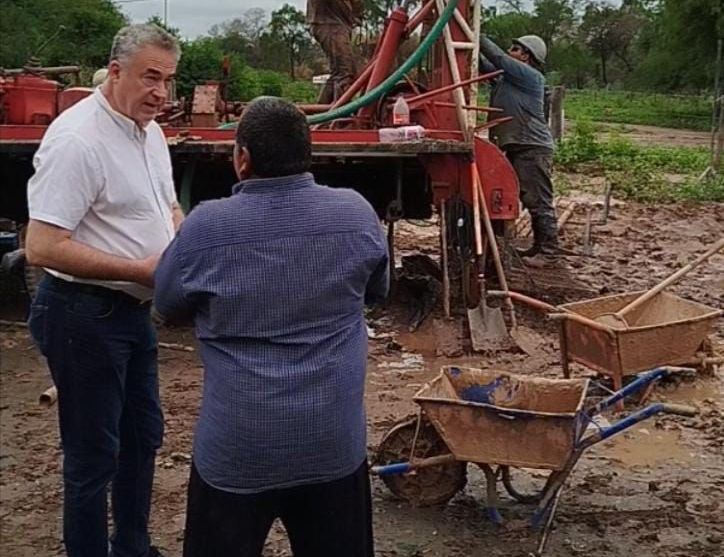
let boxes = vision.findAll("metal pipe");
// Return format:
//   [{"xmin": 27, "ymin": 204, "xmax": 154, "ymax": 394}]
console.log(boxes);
[
  {"xmin": 329, "ymin": 64, "xmax": 374, "ymax": 109},
  {"xmin": 432, "ymin": 101, "xmax": 502, "ymax": 112},
  {"xmin": 406, "ymin": 70, "xmax": 502, "ymax": 107},
  {"xmin": 440, "ymin": 199, "xmax": 450, "ymax": 318},
  {"xmin": 405, "ymin": 0, "xmax": 437, "ymax": 33},
  {"xmin": 358, "ymin": 8, "xmax": 410, "ymax": 121}
]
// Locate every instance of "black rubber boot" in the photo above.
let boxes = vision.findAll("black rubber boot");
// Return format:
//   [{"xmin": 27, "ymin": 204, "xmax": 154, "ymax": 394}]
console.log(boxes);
[{"xmin": 517, "ymin": 215, "xmax": 559, "ymax": 258}]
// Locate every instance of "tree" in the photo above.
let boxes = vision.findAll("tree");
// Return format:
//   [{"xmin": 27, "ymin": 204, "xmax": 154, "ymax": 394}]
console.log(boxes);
[
  {"xmin": 0, "ymin": 0, "xmax": 127, "ymax": 70},
  {"xmin": 268, "ymin": 4, "xmax": 311, "ymax": 80},
  {"xmin": 483, "ymin": 11, "xmax": 535, "ymax": 50},
  {"xmin": 531, "ymin": 0, "xmax": 577, "ymax": 46},
  {"xmin": 175, "ymin": 38, "xmax": 256, "ymax": 100},
  {"xmin": 208, "ymin": 8, "xmax": 269, "ymax": 66},
  {"xmin": 146, "ymin": 15, "xmax": 181, "ymax": 38},
  {"xmin": 579, "ymin": 3, "xmax": 637, "ymax": 85},
  {"xmin": 632, "ymin": 0, "xmax": 723, "ymax": 90}
]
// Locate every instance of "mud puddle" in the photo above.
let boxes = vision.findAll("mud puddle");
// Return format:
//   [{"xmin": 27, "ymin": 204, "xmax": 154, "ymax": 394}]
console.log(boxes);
[{"xmin": 594, "ymin": 426, "xmax": 695, "ymax": 468}]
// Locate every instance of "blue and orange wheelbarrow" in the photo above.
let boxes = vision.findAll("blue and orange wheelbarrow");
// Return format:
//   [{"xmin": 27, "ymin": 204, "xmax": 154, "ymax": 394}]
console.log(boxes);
[{"xmin": 371, "ymin": 366, "xmax": 696, "ymax": 555}]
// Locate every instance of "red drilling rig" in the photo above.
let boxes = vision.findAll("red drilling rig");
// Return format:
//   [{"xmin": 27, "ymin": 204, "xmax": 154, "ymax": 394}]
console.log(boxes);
[{"xmin": 1, "ymin": 0, "xmax": 519, "ymax": 315}]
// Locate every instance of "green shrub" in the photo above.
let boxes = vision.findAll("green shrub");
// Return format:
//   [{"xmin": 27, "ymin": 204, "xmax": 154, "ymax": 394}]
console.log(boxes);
[
  {"xmin": 282, "ymin": 80, "xmax": 317, "ymax": 103},
  {"xmin": 229, "ymin": 65, "xmax": 262, "ymax": 101},
  {"xmin": 256, "ymin": 69, "xmax": 287, "ymax": 97},
  {"xmin": 555, "ymin": 118, "xmax": 722, "ymax": 202},
  {"xmin": 555, "ymin": 119, "xmax": 599, "ymax": 169}
]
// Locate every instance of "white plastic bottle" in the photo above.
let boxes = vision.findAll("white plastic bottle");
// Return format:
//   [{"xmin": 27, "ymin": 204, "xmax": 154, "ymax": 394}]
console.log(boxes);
[{"xmin": 392, "ymin": 95, "xmax": 410, "ymax": 126}]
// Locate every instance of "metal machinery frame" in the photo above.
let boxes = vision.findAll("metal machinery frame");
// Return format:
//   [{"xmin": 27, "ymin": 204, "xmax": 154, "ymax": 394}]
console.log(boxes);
[{"xmin": 0, "ymin": 1, "xmax": 519, "ymax": 310}]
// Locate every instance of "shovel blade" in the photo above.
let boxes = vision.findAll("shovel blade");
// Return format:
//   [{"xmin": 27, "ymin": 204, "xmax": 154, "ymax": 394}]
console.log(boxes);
[
  {"xmin": 509, "ymin": 325, "xmax": 544, "ymax": 355},
  {"xmin": 467, "ymin": 304, "xmax": 509, "ymax": 351}
]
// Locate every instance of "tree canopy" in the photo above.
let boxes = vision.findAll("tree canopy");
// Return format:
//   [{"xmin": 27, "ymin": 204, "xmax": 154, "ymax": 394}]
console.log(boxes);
[{"xmin": 1, "ymin": 0, "xmax": 720, "ymax": 97}]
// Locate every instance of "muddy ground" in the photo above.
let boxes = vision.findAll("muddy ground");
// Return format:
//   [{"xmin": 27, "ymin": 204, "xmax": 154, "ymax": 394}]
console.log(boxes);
[{"xmin": 1, "ymin": 187, "xmax": 723, "ymax": 556}]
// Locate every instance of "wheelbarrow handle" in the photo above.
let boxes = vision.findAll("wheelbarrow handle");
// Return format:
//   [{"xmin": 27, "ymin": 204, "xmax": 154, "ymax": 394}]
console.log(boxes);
[
  {"xmin": 588, "ymin": 367, "xmax": 668, "ymax": 416},
  {"xmin": 658, "ymin": 403, "xmax": 698, "ymax": 417},
  {"xmin": 486, "ymin": 290, "xmax": 615, "ymax": 336},
  {"xmin": 371, "ymin": 453, "xmax": 458, "ymax": 476},
  {"xmin": 580, "ymin": 401, "xmax": 697, "ymax": 450}
]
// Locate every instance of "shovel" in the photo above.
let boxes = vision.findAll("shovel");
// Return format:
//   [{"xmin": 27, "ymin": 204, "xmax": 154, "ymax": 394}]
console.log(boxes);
[
  {"xmin": 594, "ymin": 236, "xmax": 724, "ymax": 328},
  {"xmin": 467, "ymin": 164, "xmax": 508, "ymax": 350},
  {"xmin": 473, "ymin": 165, "xmax": 542, "ymax": 354}
]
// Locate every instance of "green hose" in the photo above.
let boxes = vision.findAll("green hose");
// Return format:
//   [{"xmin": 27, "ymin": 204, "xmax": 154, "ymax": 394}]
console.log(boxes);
[{"xmin": 218, "ymin": 0, "xmax": 460, "ymax": 129}]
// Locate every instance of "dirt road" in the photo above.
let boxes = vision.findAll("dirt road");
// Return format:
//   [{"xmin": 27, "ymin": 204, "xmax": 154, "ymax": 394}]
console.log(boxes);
[
  {"xmin": 1, "ymin": 195, "xmax": 722, "ymax": 556},
  {"xmin": 591, "ymin": 121, "xmax": 712, "ymax": 148}
]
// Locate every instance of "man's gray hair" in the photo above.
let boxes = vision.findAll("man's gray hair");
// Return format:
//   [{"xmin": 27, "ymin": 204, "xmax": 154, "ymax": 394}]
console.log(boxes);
[{"xmin": 110, "ymin": 24, "xmax": 180, "ymax": 64}]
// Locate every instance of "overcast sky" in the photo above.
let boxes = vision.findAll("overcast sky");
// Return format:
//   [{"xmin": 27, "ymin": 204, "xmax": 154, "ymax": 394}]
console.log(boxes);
[
  {"xmin": 116, "ymin": 1, "xmax": 618, "ymax": 39},
  {"xmin": 116, "ymin": 0, "xmax": 305, "ymax": 39}
]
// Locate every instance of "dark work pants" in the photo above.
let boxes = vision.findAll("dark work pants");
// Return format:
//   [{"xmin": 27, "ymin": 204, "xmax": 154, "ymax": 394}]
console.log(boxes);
[
  {"xmin": 311, "ymin": 23, "xmax": 357, "ymax": 104},
  {"xmin": 505, "ymin": 145, "xmax": 558, "ymax": 247},
  {"xmin": 28, "ymin": 275, "xmax": 163, "ymax": 557},
  {"xmin": 183, "ymin": 460, "xmax": 375, "ymax": 557}
]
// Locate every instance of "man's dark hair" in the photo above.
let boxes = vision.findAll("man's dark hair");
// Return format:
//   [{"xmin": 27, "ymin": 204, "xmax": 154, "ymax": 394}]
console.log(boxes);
[{"xmin": 235, "ymin": 97, "xmax": 312, "ymax": 178}]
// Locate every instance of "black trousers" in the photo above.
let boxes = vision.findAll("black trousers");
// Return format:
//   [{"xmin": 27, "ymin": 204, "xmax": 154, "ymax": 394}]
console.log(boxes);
[
  {"xmin": 183, "ymin": 461, "xmax": 374, "ymax": 557},
  {"xmin": 505, "ymin": 145, "xmax": 558, "ymax": 246}
]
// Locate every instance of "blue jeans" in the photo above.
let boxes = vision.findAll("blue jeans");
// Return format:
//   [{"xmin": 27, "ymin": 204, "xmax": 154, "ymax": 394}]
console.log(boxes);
[{"xmin": 29, "ymin": 275, "xmax": 163, "ymax": 557}]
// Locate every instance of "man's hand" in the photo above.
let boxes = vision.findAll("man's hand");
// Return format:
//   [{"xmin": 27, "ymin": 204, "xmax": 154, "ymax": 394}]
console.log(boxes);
[
  {"xmin": 171, "ymin": 202, "xmax": 185, "ymax": 231},
  {"xmin": 133, "ymin": 254, "xmax": 161, "ymax": 287}
]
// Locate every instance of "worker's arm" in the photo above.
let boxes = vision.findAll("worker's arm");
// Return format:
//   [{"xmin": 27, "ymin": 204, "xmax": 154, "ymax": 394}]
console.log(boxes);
[
  {"xmin": 479, "ymin": 54, "xmax": 497, "ymax": 75},
  {"xmin": 479, "ymin": 36, "xmax": 539, "ymax": 88},
  {"xmin": 153, "ymin": 234, "xmax": 194, "ymax": 323},
  {"xmin": 25, "ymin": 220, "xmax": 158, "ymax": 286},
  {"xmin": 365, "ymin": 254, "xmax": 390, "ymax": 306},
  {"xmin": 365, "ymin": 221, "xmax": 390, "ymax": 305}
]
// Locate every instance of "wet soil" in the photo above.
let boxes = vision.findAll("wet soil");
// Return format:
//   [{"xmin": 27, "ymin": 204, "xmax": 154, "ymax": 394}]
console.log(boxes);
[{"xmin": 1, "ymin": 194, "xmax": 723, "ymax": 556}]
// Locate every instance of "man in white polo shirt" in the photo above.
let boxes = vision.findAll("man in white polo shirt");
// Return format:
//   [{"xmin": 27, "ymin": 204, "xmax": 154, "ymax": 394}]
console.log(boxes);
[{"xmin": 25, "ymin": 24, "xmax": 182, "ymax": 557}]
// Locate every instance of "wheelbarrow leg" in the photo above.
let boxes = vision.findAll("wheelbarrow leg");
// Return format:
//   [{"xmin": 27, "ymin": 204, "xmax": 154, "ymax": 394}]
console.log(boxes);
[
  {"xmin": 531, "ymin": 456, "xmax": 581, "ymax": 529},
  {"xmin": 558, "ymin": 321, "xmax": 570, "ymax": 379},
  {"xmin": 613, "ymin": 373, "xmax": 624, "ymax": 412},
  {"xmin": 478, "ymin": 463, "xmax": 503, "ymax": 525},
  {"xmin": 533, "ymin": 485, "xmax": 564, "ymax": 557}
]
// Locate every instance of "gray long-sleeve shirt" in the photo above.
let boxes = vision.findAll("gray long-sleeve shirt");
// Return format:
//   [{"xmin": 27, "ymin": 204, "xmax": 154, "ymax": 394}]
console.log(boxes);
[{"xmin": 479, "ymin": 37, "xmax": 553, "ymax": 150}]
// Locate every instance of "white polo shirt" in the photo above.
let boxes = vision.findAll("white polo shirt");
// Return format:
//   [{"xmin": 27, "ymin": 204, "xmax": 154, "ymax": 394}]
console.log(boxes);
[{"xmin": 27, "ymin": 88, "xmax": 177, "ymax": 300}]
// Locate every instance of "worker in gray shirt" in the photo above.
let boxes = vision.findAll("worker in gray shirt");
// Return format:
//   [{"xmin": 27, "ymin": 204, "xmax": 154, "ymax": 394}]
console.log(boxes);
[{"xmin": 480, "ymin": 34, "xmax": 558, "ymax": 258}]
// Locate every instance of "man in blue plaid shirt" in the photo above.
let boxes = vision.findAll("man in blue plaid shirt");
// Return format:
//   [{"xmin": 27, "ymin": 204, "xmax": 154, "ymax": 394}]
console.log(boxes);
[{"xmin": 154, "ymin": 96, "xmax": 388, "ymax": 556}]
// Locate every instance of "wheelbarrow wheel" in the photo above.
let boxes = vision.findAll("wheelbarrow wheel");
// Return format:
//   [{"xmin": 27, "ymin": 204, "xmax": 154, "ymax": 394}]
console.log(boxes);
[
  {"xmin": 375, "ymin": 414, "xmax": 467, "ymax": 507},
  {"xmin": 500, "ymin": 465, "xmax": 548, "ymax": 504}
]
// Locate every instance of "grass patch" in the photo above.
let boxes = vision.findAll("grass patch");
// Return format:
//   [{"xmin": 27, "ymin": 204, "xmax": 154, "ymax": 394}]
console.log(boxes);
[
  {"xmin": 565, "ymin": 89, "xmax": 713, "ymax": 131},
  {"xmin": 555, "ymin": 120, "xmax": 722, "ymax": 202}
]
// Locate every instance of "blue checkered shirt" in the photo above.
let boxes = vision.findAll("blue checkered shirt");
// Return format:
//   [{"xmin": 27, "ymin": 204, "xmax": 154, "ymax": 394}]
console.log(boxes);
[{"xmin": 154, "ymin": 173, "xmax": 389, "ymax": 493}]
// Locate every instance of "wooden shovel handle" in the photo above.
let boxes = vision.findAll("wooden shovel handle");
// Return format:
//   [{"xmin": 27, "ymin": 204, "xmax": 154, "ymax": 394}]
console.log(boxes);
[
  {"xmin": 616, "ymin": 236, "xmax": 724, "ymax": 318},
  {"xmin": 471, "ymin": 163, "xmax": 483, "ymax": 257},
  {"xmin": 473, "ymin": 164, "xmax": 517, "ymax": 329}
]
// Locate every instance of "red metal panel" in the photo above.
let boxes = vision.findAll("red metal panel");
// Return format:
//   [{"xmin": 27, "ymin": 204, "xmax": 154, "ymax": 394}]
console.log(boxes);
[
  {"xmin": 0, "ymin": 125, "xmax": 47, "ymax": 141},
  {"xmin": 474, "ymin": 137, "xmax": 519, "ymax": 221}
]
